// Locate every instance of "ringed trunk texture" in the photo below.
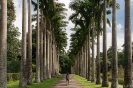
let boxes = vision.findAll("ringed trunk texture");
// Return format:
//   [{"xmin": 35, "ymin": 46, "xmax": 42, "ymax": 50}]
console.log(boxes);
[
  {"xmin": 96, "ymin": 29, "xmax": 101, "ymax": 84},
  {"xmin": 87, "ymin": 32, "xmax": 91, "ymax": 81},
  {"xmin": 47, "ymin": 33, "xmax": 50, "ymax": 78},
  {"xmin": 27, "ymin": 0, "xmax": 32, "ymax": 85},
  {"xmin": 86, "ymin": 41, "xmax": 88, "ymax": 79},
  {"xmin": 43, "ymin": 15, "xmax": 47, "ymax": 80},
  {"xmin": 19, "ymin": 0, "xmax": 27, "ymax": 87},
  {"xmin": 35, "ymin": 0, "xmax": 40, "ymax": 82},
  {"xmin": 111, "ymin": 0, "xmax": 118, "ymax": 87},
  {"xmin": 49, "ymin": 34, "xmax": 52, "ymax": 78},
  {"xmin": 102, "ymin": 0, "xmax": 108, "ymax": 87},
  {"xmin": 91, "ymin": 27, "xmax": 95, "ymax": 82},
  {"xmin": 40, "ymin": 10, "xmax": 44, "ymax": 82},
  {"xmin": 0, "ymin": 0, "xmax": 7, "ymax": 88},
  {"xmin": 123, "ymin": 0, "xmax": 132, "ymax": 88}
]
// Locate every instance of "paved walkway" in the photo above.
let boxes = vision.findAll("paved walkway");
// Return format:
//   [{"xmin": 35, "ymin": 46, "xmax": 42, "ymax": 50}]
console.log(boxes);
[{"xmin": 51, "ymin": 74, "xmax": 82, "ymax": 88}]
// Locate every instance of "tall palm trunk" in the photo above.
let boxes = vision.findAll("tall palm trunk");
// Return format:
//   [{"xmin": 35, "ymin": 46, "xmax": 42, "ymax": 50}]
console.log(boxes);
[
  {"xmin": 43, "ymin": 15, "xmax": 47, "ymax": 80},
  {"xmin": 57, "ymin": 47, "xmax": 60, "ymax": 74},
  {"xmin": 91, "ymin": 25, "xmax": 95, "ymax": 82},
  {"xmin": 49, "ymin": 34, "xmax": 52, "ymax": 78},
  {"xmin": 111, "ymin": 0, "xmax": 118, "ymax": 87},
  {"xmin": 87, "ymin": 32, "xmax": 91, "ymax": 81},
  {"xmin": 55, "ymin": 45, "xmax": 58, "ymax": 75},
  {"xmin": 84, "ymin": 45, "xmax": 86, "ymax": 77},
  {"xmin": 0, "ymin": 0, "xmax": 7, "ymax": 87},
  {"xmin": 96, "ymin": 26, "xmax": 101, "ymax": 84},
  {"xmin": 78, "ymin": 52, "xmax": 81, "ymax": 75},
  {"xmin": 124, "ymin": 0, "xmax": 132, "ymax": 88},
  {"xmin": 20, "ymin": 0, "xmax": 27, "ymax": 87},
  {"xmin": 51, "ymin": 39, "xmax": 54, "ymax": 76},
  {"xmin": 40, "ymin": 10, "xmax": 44, "ymax": 82},
  {"xmin": 85, "ymin": 44, "xmax": 87, "ymax": 78},
  {"xmin": 81, "ymin": 48, "xmax": 83, "ymax": 76},
  {"xmin": 47, "ymin": 33, "xmax": 50, "ymax": 78},
  {"xmin": 35, "ymin": 0, "xmax": 40, "ymax": 82},
  {"xmin": 27, "ymin": 0, "xmax": 32, "ymax": 85},
  {"xmin": 102, "ymin": 0, "xmax": 108, "ymax": 87},
  {"xmin": 86, "ymin": 41, "xmax": 88, "ymax": 79},
  {"xmin": 96, "ymin": 1, "xmax": 101, "ymax": 84}
]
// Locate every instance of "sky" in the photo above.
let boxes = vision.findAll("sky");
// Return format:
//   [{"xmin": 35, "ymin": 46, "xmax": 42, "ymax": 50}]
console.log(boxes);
[{"xmin": 13, "ymin": 0, "xmax": 133, "ymax": 56}]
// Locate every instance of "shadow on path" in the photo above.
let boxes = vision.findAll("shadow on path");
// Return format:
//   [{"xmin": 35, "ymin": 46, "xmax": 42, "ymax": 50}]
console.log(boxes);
[{"xmin": 51, "ymin": 74, "xmax": 82, "ymax": 88}]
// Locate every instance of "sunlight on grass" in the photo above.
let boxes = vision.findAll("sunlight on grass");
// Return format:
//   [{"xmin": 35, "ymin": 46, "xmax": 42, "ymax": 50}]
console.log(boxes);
[
  {"xmin": 72, "ymin": 74, "xmax": 123, "ymax": 88},
  {"xmin": 7, "ymin": 75, "xmax": 62, "ymax": 88}
]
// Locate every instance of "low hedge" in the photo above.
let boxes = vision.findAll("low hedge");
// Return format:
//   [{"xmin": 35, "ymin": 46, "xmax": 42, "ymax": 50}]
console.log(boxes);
[
  {"xmin": 7, "ymin": 73, "xmax": 35, "ymax": 82},
  {"xmin": 7, "ymin": 73, "xmax": 19, "ymax": 82},
  {"xmin": 108, "ymin": 77, "xmax": 124, "ymax": 85}
]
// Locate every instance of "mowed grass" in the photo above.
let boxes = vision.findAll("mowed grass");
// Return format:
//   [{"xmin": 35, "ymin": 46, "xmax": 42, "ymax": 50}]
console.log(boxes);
[
  {"xmin": 72, "ymin": 74, "xmax": 123, "ymax": 88},
  {"xmin": 7, "ymin": 75, "xmax": 62, "ymax": 88}
]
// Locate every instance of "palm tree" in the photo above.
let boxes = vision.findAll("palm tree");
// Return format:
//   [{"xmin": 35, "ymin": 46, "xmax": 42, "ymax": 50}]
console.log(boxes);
[
  {"xmin": 111, "ymin": 0, "xmax": 118, "ymax": 87},
  {"xmin": 87, "ymin": 31, "xmax": 91, "ymax": 81},
  {"xmin": 96, "ymin": 24, "xmax": 101, "ymax": 84},
  {"xmin": 91, "ymin": 23, "xmax": 95, "ymax": 82},
  {"xmin": 40, "ymin": 10, "xmax": 44, "ymax": 82},
  {"xmin": 123, "ymin": 0, "xmax": 132, "ymax": 87},
  {"xmin": 69, "ymin": 0, "xmax": 94, "ymax": 80},
  {"xmin": 0, "ymin": 0, "xmax": 7, "ymax": 87},
  {"xmin": 35, "ymin": 0, "xmax": 40, "ymax": 83},
  {"xmin": 27, "ymin": 0, "xmax": 32, "ymax": 85},
  {"xmin": 102, "ymin": 0, "xmax": 108, "ymax": 87},
  {"xmin": 19, "ymin": 0, "xmax": 27, "ymax": 87},
  {"xmin": 43, "ymin": 14, "xmax": 47, "ymax": 80}
]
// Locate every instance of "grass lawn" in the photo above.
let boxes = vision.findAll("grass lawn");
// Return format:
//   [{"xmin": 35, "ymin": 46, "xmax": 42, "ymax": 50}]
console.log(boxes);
[
  {"xmin": 7, "ymin": 75, "xmax": 62, "ymax": 88},
  {"xmin": 72, "ymin": 74, "xmax": 123, "ymax": 88}
]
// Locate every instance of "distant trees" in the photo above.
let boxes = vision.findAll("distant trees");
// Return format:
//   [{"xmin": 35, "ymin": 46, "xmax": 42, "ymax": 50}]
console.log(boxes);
[{"xmin": 7, "ymin": 0, "xmax": 21, "ymax": 73}]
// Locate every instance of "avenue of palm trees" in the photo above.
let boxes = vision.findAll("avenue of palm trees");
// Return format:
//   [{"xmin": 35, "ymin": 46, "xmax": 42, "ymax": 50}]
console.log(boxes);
[
  {"xmin": 0, "ymin": 0, "xmax": 132, "ymax": 88},
  {"xmin": 69, "ymin": 0, "xmax": 132, "ymax": 88}
]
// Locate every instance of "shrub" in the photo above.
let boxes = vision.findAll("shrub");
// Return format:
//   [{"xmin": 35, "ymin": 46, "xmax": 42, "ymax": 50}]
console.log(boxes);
[
  {"xmin": 108, "ymin": 77, "xmax": 112, "ymax": 82},
  {"xmin": 108, "ymin": 77, "xmax": 124, "ymax": 85},
  {"xmin": 12, "ymin": 73, "xmax": 19, "ymax": 81},
  {"xmin": 7, "ymin": 73, "xmax": 36, "ymax": 82},
  {"xmin": 7, "ymin": 73, "xmax": 13, "ymax": 82},
  {"xmin": 7, "ymin": 73, "xmax": 20, "ymax": 82},
  {"xmin": 118, "ymin": 78, "xmax": 124, "ymax": 85}
]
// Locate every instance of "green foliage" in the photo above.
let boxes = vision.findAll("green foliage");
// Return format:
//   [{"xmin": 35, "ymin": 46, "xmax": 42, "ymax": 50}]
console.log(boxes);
[
  {"xmin": 7, "ymin": 0, "xmax": 21, "ymax": 73},
  {"xmin": 59, "ymin": 53, "xmax": 71, "ymax": 73},
  {"xmin": 7, "ymin": 0, "xmax": 16, "ymax": 29},
  {"xmin": 32, "ymin": 64, "xmax": 36, "ymax": 72},
  {"xmin": 106, "ymin": 46, "xmax": 124, "ymax": 71},
  {"xmin": 32, "ymin": 1, "xmax": 68, "ymax": 53},
  {"xmin": 118, "ymin": 52, "xmax": 124, "ymax": 67},
  {"xmin": 7, "ymin": 25, "xmax": 21, "ymax": 61},
  {"xmin": 7, "ymin": 61, "xmax": 20, "ymax": 73}
]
